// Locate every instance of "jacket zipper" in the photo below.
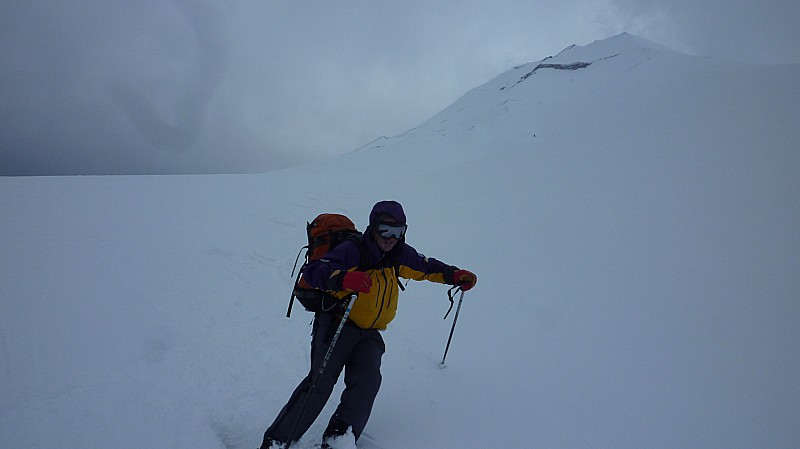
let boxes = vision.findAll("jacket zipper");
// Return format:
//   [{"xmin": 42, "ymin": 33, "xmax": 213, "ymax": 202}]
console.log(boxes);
[{"xmin": 369, "ymin": 267, "xmax": 391, "ymax": 329}]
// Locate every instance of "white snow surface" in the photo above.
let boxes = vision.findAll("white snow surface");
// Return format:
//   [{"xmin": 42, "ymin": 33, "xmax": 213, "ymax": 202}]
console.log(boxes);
[{"xmin": 2, "ymin": 34, "xmax": 799, "ymax": 449}]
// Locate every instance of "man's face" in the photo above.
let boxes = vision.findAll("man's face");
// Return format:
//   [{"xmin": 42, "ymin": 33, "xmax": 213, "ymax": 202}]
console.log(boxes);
[
  {"xmin": 374, "ymin": 221, "xmax": 406, "ymax": 252},
  {"xmin": 374, "ymin": 232, "xmax": 398, "ymax": 252}
]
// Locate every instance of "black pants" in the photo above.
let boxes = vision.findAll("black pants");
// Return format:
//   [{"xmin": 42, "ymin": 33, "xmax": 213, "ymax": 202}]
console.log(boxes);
[{"xmin": 263, "ymin": 313, "xmax": 385, "ymax": 444}]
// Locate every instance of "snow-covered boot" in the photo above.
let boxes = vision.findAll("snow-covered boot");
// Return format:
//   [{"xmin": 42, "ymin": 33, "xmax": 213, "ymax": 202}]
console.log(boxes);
[
  {"xmin": 320, "ymin": 434, "xmax": 357, "ymax": 449},
  {"xmin": 259, "ymin": 437, "xmax": 287, "ymax": 449},
  {"xmin": 321, "ymin": 419, "xmax": 357, "ymax": 449}
]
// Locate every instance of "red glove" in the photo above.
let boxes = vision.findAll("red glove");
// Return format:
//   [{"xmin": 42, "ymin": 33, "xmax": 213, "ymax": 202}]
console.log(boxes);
[
  {"xmin": 453, "ymin": 270, "xmax": 477, "ymax": 291},
  {"xmin": 342, "ymin": 271, "xmax": 372, "ymax": 293}
]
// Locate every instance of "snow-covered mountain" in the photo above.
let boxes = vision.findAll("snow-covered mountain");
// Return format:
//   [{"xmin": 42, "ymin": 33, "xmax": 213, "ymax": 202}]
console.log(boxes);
[{"xmin": 2, "ymin": 33, "xmax": 798, "ymax": 449}]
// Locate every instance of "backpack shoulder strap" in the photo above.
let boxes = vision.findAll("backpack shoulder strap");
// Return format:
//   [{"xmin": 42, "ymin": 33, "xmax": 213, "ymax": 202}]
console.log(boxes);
[{"xmin": 393, "ymin": 264, "xmax": 406, "ymax": 291}]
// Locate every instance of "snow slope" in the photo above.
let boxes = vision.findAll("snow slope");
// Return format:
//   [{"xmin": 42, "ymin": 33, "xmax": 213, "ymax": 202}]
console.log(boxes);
[{"xmin": 2, "ymin": 33, "xmax": 799, "ymax": 449}]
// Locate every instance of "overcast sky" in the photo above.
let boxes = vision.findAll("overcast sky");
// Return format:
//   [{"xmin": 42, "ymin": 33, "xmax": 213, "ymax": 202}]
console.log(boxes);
[{"xmin": 2, "ymin": 0, "xmax": 799, "ymax": 176}]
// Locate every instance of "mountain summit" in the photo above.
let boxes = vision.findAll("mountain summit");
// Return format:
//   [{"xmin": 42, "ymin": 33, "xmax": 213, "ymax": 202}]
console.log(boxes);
[{"xmin": 343, "ymin": 32, "xmax": 796, "ymax": 175}]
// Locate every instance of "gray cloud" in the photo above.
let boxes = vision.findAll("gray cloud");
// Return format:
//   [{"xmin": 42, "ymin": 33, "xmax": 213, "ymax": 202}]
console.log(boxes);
[
  {"xmin": 607, "ymin": 0, "xmax": 800, "ymax": 63},
  {"xmin": 2, "ymin": 0, "xmax": 798, "ymax": 176},
  {"xmin": 109, "ymin": 0, "xmax": 226, "ymax": 152}
]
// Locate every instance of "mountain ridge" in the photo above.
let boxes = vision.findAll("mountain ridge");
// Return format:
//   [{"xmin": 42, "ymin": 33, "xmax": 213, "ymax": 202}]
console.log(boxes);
[{"xmin": 337, "ymin": 32, "xmax": 798, "ymax": 177}]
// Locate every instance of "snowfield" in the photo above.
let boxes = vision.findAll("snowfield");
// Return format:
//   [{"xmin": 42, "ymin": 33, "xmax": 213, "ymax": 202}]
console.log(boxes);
[{"xmin": 2, "ymin": 34, "xmax": 799, "ymax": 449}]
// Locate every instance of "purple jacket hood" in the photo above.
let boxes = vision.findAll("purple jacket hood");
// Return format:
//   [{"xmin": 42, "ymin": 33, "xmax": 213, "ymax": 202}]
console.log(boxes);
[{"xmin": 368, "ymin": 200, "xmax": 406, "ymax": 227}]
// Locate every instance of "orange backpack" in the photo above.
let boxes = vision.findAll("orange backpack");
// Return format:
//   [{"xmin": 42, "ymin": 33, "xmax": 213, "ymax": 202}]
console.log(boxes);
[{"xmin": 287, "ymin": 214, "xmax": 364, "ymax": 317}]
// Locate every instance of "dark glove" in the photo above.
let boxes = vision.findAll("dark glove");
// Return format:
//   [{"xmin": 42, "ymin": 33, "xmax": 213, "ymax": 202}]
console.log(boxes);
[
  {"xmin": 342, "ymin": 271, "xmax": 372, "ymax": 293},
  {"xmin": 453, "ymin": 269, "xmax": 477, "ymax": 291}
]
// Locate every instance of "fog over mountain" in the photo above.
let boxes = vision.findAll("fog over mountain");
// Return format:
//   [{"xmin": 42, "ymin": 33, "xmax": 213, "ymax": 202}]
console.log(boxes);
[{"xmin": 3, "ymin": 0, "xmax": 800, "ymax": 176}]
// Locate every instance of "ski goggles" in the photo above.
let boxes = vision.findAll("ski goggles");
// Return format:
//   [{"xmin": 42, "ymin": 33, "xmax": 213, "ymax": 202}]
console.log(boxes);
[{"xmin": 377, "ymin": 222, "xmax": 407, "ymax": 239}]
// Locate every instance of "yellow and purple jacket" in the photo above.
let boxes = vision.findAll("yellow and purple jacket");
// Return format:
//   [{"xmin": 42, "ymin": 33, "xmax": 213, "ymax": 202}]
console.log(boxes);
[{"xmin": 302, "ymin": 234, "xmax": 458, "ymax": 330}]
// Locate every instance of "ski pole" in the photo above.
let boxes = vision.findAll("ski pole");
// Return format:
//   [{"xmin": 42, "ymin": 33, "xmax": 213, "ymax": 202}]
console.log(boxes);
[
  {"xmin": 439, "ymin": 287, "xmax": 465, "ymax": 368},
  {"xmin": 317, "ymin": 293, "xmax": 357, "ymax": 379},
  {"xmin": 286, "ymin": 293, "xmax": 358, "ymax": 444}
]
